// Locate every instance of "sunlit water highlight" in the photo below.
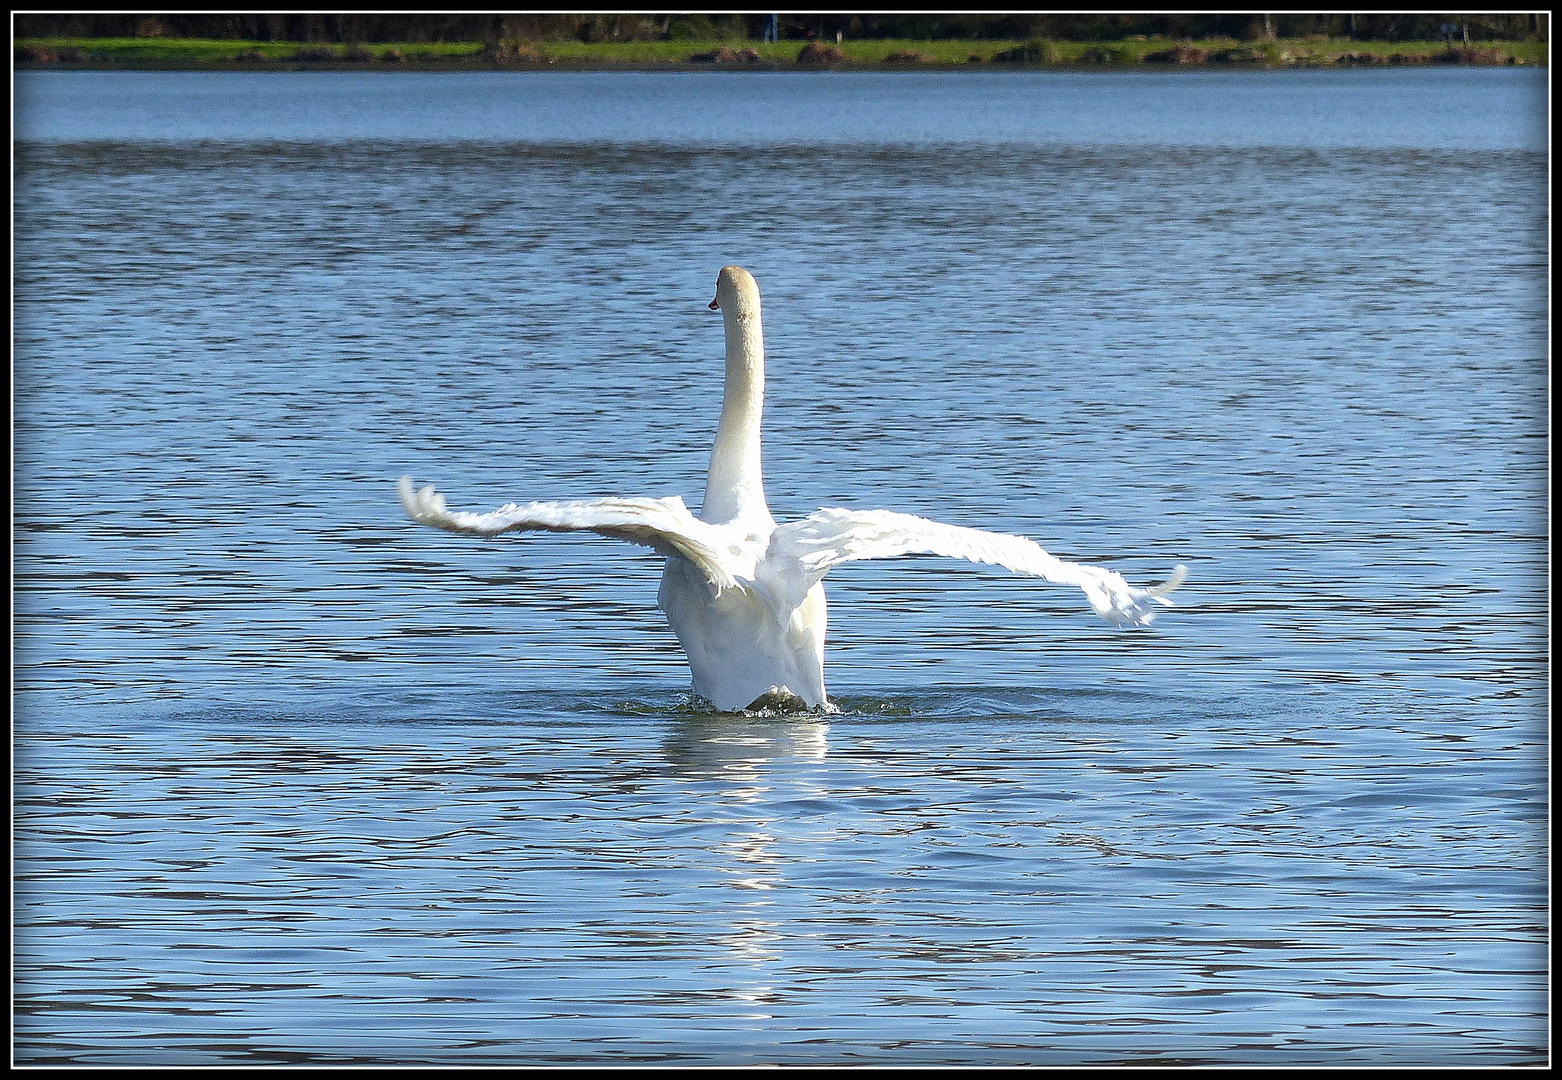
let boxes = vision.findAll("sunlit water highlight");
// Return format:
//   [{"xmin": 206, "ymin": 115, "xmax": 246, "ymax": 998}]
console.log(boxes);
[{"xmin": 13, "ymin": 69, "xmax": 1547, "ymax": 1065}]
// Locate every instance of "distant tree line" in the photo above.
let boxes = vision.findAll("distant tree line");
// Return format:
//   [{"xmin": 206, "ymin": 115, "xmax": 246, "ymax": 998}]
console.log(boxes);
[{"xmin": 14, "ymin": 12, "xmax": 1549, "ymax": 44}]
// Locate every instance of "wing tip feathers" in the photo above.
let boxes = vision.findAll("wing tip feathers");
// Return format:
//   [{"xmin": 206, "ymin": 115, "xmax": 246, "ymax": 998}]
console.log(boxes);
[
  {"xmin": 398, "ymin": 475, "xmax": 449, "ymax": 526},
  {"xmin": 1146, "ymin": 563, "xmax": 1189, "ymax": 604}
]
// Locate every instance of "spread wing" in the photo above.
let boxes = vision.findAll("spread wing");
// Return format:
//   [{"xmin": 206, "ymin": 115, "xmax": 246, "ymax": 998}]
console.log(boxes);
[
  {"xmin": 398, "ymin": 476, "xmax": 744, "ymax": 591},
  {"xmin": 767, "ymin": 507, "xmax": 1186, "ymax": 628}
]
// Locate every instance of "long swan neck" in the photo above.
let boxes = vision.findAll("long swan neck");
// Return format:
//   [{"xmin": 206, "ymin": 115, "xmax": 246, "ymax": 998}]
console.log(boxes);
[{"xmin": 702, "ymin": 303, "xmax": 769, "ymax": 525}]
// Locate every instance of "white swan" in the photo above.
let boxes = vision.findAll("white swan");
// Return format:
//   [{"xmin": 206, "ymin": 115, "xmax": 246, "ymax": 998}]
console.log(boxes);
[{"xmin": 400, "ymin": 265, "xmax": 1185, "ymax": 712}]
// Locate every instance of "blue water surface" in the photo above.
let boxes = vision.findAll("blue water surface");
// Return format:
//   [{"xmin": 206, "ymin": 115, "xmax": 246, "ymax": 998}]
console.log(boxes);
[{"xmin": 13, "ymin": 68, "xmax": 1548, "ymax": 1065}]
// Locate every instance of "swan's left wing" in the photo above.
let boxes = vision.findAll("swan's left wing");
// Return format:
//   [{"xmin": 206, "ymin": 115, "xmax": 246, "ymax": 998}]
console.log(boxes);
[
  {"xmin": 399, "ymin": 476, "xmax": 744, "ymax": 591},
  {"xmin": 768, "ymin": 507, "xmax": 1186, "ymax": 628}
]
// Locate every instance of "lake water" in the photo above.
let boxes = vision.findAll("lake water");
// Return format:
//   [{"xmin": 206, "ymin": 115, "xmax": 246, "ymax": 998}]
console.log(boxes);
[{"xmin": 13, "ymin": 69, "xmax": 1549, "ymax": 1065}]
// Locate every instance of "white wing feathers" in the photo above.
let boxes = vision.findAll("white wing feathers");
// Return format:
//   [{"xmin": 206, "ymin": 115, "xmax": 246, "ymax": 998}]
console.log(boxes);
[
  {"xmin": 397, "ymin": 476, "xmax": 743, "ymax": 591},
  {"xmin": 399, "ymin": 478, "xmax": 1185, "ymax": 628},
  {"xmin": 770, "ymin": 507, "xmax": 1187, "ymax": 628}
]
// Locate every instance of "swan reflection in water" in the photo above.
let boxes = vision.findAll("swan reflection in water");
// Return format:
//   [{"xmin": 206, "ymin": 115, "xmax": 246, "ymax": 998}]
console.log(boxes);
[
  {"xmin": 661, "ymin": 713, "xmax": 830, "ymax": 773},
  {"xmin": 661, "ymin": 707, "xmax": 815, "ymax": 997},
  {"xmin": 401, "ymin": 266, "xmax": 1185, "ymax": 711}
]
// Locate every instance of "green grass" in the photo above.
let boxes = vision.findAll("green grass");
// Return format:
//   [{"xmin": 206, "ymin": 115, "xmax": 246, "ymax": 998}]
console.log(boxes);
[
  {"xmin": 13, "ymin": 36, "xmax": 486, "ymax": 65},
  {"xmin": 15, "ymin": 35, "xmax": 1547, "ymax": 68}
]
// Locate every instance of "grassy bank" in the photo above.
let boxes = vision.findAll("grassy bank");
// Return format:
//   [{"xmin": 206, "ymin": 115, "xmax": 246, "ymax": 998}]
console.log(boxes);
[{"xmin": 15, "ymin": 35, "xmax": 1547, "ymax": 69}]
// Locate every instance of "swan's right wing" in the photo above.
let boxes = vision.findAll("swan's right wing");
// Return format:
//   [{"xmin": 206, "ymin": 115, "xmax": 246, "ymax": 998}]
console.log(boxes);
[
  {"xmin": 768, "ymin": 507, "xmax": 1186, "ymax": 628},
  {"xmin": 398, "ymin": 476, "xmax": 743, "ymax": 591}
]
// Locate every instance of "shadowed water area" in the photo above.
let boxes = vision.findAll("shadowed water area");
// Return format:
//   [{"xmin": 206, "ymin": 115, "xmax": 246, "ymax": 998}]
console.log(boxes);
[{"xmin": 13, "ymin": 69, "xmax": 1548, "ymax": 1065}]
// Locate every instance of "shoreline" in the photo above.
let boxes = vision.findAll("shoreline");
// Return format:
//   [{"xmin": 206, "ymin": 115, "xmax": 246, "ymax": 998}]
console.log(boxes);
[{"xmin": 15, "ymin": 36, "xmax": 1548, "ymax": 72}]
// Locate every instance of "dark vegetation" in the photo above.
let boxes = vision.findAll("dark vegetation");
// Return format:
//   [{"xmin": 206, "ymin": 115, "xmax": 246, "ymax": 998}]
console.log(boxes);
[{"xmin": 12, "ymin": 12, "xmax": 1549, "ymax": 45}]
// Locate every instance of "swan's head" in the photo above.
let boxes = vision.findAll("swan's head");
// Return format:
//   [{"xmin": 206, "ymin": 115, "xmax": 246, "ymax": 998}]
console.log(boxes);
[{"xmin": 708, "ymin": 265, "xmax": 761, "ymax": 319}]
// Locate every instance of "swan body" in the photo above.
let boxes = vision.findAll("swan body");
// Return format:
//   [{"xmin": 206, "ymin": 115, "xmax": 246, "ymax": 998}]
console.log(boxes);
[{"xmin": 399, "ymin": 265, "xmax": 1185, "ymax": 712}]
